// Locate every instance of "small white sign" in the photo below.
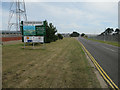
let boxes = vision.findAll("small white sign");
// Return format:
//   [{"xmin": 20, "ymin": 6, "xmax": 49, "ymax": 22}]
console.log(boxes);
[
  {"xmin": 24, "ymin": 36, "xmax": 44, "ymax": 43},
  {"xmin": 23, "ymin": 21, "xmax": 43, "ymax": 26},
  {"xmin": 33, "ymin": 36, "xmax": 44, "ymax": 42}
]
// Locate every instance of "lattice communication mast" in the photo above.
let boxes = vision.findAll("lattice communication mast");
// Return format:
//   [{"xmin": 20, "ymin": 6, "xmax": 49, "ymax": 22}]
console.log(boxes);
[{"xmin": 8, "ymin": 0, "xmax": 27, "ymax": 31}]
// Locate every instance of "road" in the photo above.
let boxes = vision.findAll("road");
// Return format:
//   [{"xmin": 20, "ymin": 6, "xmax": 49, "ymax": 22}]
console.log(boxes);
[{"xmin": 78, "ymin": 36, "xmax": 119, "ymax": 88}]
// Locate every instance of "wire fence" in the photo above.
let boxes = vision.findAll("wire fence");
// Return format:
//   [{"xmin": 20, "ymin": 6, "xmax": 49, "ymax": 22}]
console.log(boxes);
[{"xmin": 88, "ymin": 34, "xmax": 120, "ymax": 42}]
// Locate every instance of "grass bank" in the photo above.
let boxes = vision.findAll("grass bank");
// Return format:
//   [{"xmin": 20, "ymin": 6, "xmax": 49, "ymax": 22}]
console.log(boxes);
[
  {"xmin": 86, "ymin": 38, "xmax": 120, "ymax": 47},
  {"xmin": 2, "ymin": 38, "xmax": 100, "ymax": 88}
]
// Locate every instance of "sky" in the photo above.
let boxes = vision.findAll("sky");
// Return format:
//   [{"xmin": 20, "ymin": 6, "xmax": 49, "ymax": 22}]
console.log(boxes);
[{"xmin": 0, "ymin": 0, "xmax": 118, "ymax": 34}]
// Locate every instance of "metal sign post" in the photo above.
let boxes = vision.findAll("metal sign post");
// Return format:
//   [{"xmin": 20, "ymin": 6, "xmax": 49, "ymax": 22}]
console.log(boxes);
[
  {"xmin": 24, "ymin": 42, "xmax": 25, "ymax": 48},
  {"xmin": 43, "ymin": 39, "xmax": 45, "ymax": 49},
  {"xmin": 33, "ymin": 42, "xmax": 34, "ymax": 49},
  {"xmin": 33, "ymin": 36, "xmax": 34, "ymax": 49}
]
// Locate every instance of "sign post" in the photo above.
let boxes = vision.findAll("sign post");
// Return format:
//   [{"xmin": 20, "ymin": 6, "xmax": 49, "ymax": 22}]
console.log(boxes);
[
  {"xmin": 24, "ymin": 42, "xmax": 25, "ymax": 48},
  {"xmin": 21, "ymin": 21, "xmax": 46, "ymax": 49}
]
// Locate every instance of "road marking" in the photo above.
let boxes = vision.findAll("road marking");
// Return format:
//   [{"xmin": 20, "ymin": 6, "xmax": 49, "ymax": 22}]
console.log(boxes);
[
  {"xmin": 102, "ymin": 46, "xmax": 117, "ymax": 52},
  {"xmin": 79, "ymin": 40, "xmax": 119, "ymax": 89}
]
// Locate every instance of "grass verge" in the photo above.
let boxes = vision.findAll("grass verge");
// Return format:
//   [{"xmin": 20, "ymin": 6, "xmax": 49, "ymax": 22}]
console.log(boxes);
[
  {"xmin": 2, "ymin": 38, "xmax": 100, "ymax": 88},
  {"xmin": 86, "ymin": 38, "xmax": 120, "ymax": 47}
]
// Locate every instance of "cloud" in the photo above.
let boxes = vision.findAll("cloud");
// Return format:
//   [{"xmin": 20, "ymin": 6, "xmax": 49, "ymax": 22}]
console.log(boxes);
[
  {"xmin": 2, "ymin": 10, "xmax": 9, "ymax": 30},
  {"xmin": 26, "ymin": 2, "xmax": 99, "ymax": 22},
  {"xmin": 83, "ymin": 2, "xmax": 117, "ymax": 14},
  {"xmin": 1, "ymin": 2, "xmax": 118, "ymax": 34},
  {"xmin": 0, "ymin": 3, "xmax": 2, "ymax": 30},
  {"xmin": 2, "ymin": 0, "xmax": 119, "ymax": 2}
]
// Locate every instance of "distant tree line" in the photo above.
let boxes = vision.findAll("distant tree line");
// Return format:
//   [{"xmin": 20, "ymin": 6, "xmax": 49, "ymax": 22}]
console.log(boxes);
[
  {"xmin": 44, "ymin": 20, "xmax": 63, "ymax": 43},
  {"xmin": 99, "ymin": 28, "xmax": 120, "ymax": 36},
  {"xmin": 70, "ymin": 31, "xmax": 88, "ymax": 38}
]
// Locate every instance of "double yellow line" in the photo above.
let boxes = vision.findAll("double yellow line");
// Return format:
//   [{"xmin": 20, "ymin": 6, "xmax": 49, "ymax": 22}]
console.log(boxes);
[{"xmin": 79, "ymin": 41, "xmax": 119, "ymax": 89}]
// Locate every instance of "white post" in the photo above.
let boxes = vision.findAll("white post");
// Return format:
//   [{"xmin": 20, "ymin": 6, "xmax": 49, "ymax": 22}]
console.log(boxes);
[{"xmin": 33, "ymin": 36, "xmax": 34, "ymax": 49}]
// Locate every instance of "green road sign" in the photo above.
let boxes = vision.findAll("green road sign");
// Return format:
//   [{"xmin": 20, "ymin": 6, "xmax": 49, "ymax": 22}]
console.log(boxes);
[{"xmin": 36, "ymin": 25, "xmax": 45, "ymax": 36}]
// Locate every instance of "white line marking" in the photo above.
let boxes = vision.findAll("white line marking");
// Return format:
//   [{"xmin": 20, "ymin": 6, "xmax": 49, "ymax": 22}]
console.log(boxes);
[{"xmin": 102, "ymin": 46, "xmax": 117, "ymax": 52}]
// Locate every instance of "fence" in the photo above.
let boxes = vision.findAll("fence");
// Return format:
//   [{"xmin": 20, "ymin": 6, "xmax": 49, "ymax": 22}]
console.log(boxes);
[
  {"xmin": 2, "ymin": 34, "xmax": 22, "ymax": 42},
  {"xmin": 1, "ymin": 31, "xmax": 22, "ymax": 42},
  {"xmin": 88, "ymin": 34, "xmax": 120, "ymax": 42}
]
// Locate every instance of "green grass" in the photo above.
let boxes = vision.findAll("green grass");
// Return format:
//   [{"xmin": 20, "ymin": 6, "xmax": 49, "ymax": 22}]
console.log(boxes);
[
  {"xmin": 2, "ymin": 38, "xmax": 100, "ymax": 88},
  {"xmin": 86, "ymin": 38, "xmax": 120, "ymax": 47}
]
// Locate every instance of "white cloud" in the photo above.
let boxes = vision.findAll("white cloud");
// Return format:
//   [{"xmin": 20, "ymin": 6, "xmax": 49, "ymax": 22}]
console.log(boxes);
[
  {"xmin": 1, "ymin": 6, "xmax": 9, "ymax": 30},
  {"xmin": 0, "ymin": 3, "xmax": 2, "ymax": 30},
  {"xmin": 1, "ymin": 2, "xmax": 118, "ymax": 34},
  {"xmin": 84, "ymin": 2, "xmax": 117, "ymax": 14},
  {"xmin": 26, "ymin": 2, "xmax": 99, "ymax": 22},
  {"xmin": 19, "ymin": 2, "xmax": 118, "ymax": 33},
  {"xmin": 2, "ymin": 0, "xmax": 119, "ymax": 2},
  {"xmin": 59, "ymin": 23, "xmax": 81, "ymax": 29}
]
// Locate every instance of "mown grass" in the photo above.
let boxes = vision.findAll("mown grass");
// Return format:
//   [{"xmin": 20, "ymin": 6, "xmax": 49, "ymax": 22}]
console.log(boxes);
[
  {"xmin": 2, "ymin": 38, "xmax": 100, "ymax": 88},
  {"xmin": 86, "ymin": 38, "xmax": 120, "ymax": 47}
]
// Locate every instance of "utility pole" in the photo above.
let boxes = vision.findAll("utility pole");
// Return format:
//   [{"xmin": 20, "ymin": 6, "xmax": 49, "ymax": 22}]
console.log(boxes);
[{"xmin": 8, "ymin": 0, "xmax": 27, "ymax": 31}]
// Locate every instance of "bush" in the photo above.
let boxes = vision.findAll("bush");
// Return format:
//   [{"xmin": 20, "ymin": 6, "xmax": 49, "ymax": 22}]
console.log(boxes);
[
  {"xmin": 57, "ymin": 33, "xmax": 63, "ymax": 39},
  {"xmin": 70, "ymin": 31, "xmax": 80, "ymax": 37},
  {"xmin": 81, "ymin": 33, "xmax": 85, "ymax": 37}
]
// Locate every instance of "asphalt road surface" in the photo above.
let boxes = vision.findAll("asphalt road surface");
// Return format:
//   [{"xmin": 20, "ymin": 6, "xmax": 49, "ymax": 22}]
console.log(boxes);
[{"xmin": 78, "ymin": 36, "xmax": 119, "ymax": 88}]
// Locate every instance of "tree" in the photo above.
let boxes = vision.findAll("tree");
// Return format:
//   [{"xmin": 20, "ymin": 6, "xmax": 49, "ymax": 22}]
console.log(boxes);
[
  {"xmin": 99, "ymin": 32, "xmax": 105, "ymax": 36},
  {"xmin": 49, "ymin": 23, "xmax": 58, "ymax": 42},
  {"xmin": 70, "ymin": 31, "xmax": 80, "ymax": 37},
  {"xmin": 115, "ymin": 28, "xmax": 120, "ymax": 34},
  {"xmin": 44, "ymin": 20, "xmax": 58, "ymax": 43},
  {"xmin": 81, "ymin": 33, "xmax": 85, "ymax": 37},
  {"xmin": 105, "ymin": 28, "xmax": 114, "ymax": 35}
]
